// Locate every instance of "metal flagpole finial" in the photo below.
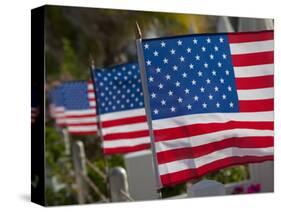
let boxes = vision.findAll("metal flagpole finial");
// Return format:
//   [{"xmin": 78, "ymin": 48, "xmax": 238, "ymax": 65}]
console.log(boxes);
[
  {"xmin": 135, "ymin": 21, "xmax": 142, "ymax": 39},
  {"xmin": 89, "ymin": 54, "xmax": 95, "ymax": 70}
]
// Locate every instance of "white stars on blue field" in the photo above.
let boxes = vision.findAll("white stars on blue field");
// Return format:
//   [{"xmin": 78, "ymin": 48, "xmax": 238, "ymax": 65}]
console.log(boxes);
[
  {"xmin": 142, "ymin": 34, "xmax": 239, "ymax": 120},
  {"xmin": 94, "ymin": 63, "xmax": 144, "ymax": 114},
  {"xmin": 62, "ymin": 81, "xmax": 91, "ymax": 110}
]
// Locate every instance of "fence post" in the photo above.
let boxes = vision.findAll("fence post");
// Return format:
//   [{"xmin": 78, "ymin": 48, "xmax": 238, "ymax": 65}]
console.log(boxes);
[
  {"xmin": 62, "ymin": 129, "xmax": 71, "ymax": 155},
  {"xmin": 71, "ymin": 140, "xmax": 89, "ymax": 204},
  {"xmin": 109, "ymin": 167, "xmax": 131, "ymax": 202}
]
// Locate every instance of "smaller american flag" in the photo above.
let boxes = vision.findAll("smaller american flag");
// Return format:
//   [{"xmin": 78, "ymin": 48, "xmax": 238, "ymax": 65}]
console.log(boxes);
[
  {"xmin": 31, "ymin": 90, "xmax": 39, "ymax": 124},
  {"xmin": 93, "ymin": 63, "xmax": 150, "ymax": 154},
  {"xmin": 62, "ymin": 81, "xmax": 97, "ymax": 135},
  {"xmin": 50, "ymin": 85, "xmax": 66, "ymax": 127},
  {"xmin": 31, "ymin": 107, "xmax": 39, "ymax": 124}
]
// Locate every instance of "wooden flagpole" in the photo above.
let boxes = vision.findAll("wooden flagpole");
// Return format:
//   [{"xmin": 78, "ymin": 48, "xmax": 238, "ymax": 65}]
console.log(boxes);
[
  {"xmin": 135, "ymin": 22, "xmax": 162, "ymax": 197},
  {"xmin": 89, "ymin": 57, "xmax": 112, "ymax": 201}
]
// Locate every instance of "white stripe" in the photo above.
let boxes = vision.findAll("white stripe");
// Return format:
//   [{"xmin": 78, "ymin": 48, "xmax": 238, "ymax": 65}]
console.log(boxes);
[
  {"xmin": 237, "ymin": 87, "xmax": 274, "ymax": 100},
  {"xmin": 89, "ymin": 101, "xmax": 96, "ymax": 107},
  {"xmin": 230, "ymin": 40, "xmax": 273, "ymax": 55},
  {"xmin": 88, "ymin": 93, "xmax": 95, "ymax": 98},
  {"xmin": 88, "ymin": 83, "xmax": 94, "ymax": 90},
  {"xmin": 54, "ymin": 106, "xmax": 64, "ymax": 112},
  {"xmin": 65, "ymin": 109, "xmax": 96, "ymax": 116},
  {"xmin": 158, "ymin": 147, "xmax": 273, "ymax": 175},
  {"xmin": 152, "ymin": 111, "xmax": 273, "ymax": 130},
  {"xmin": 155, "ymin": 129, "xmax": 274, "ymax": 153},
  {"xmin": 100, "ymin": 108, "xmax": 145, "ymax": 121},
  {"xmin": 103, "ymin": 137, "xmax": 150, "ymax": 148},
  {"xmin": 56, "ymin": 119, "xmax": 65, "ymax": 124},
  {"xmin": 54, "ymin": 113, "xmax": 65, "ymax": 118},
  {"xmin": 234, "ymin": 64, "xmax": 274, "ymax": 78},
  {"xmin": 102, "ymin": 122, "xmax": 148, "ymax": 134},
  {"xmin": 68, "ymin": 125, "xmax": 97, "ymax": 132},
  {"xmin": 66, "ymin": 117, "xmax": 96, "ymax": 124}
]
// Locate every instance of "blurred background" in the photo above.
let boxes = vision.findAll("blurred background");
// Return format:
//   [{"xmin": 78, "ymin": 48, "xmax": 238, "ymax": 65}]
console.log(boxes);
[{"xmin": 44, "ymin": 5, "xmax": 272, "ymax": 206}]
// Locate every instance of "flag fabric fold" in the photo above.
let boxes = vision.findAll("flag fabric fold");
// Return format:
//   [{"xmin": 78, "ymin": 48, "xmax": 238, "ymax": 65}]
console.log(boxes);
[{"xmin": 138, "ymin": 30, "xmax": 274, "ymax": 187}]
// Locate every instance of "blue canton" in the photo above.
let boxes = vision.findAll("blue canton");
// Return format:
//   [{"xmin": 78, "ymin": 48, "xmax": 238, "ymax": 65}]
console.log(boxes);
[
  {"xmin": 52, "ymin": 85, "xmax": 65, "ymax": 107},
  {"xmin": 93, "ymin": 63, "xmax": 144, "ymax": 114},
  {"xmin": 62, "ymin": 81, "xmax": 90, "ymax": 110},
  {"xmin": 142, "ymin": 34, "xmax": 239, "ymax": 120}
]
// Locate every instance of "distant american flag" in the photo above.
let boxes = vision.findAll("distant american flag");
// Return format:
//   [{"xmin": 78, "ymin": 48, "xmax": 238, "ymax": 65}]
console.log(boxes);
[
  {"xmin": 62, "ymin": 81, "xmax": 97, "ymax": 135},
  {"xmin": 31, "ymin": 90, "xmax": 39, "ymax": 124},
  {"xmin": 50, "ymin": 85, "xmax": 66, "ymax": 127},
  {"xmin": 92, "ymin": 63, "xmax": 150, "ymax": 154},
  {"xmin": 31, "ymin": 107, "xmax": 39, "ymax": 124},
  {"xmin": 139, "ymin": 30, "xmax": 274, "ymax": 187}
]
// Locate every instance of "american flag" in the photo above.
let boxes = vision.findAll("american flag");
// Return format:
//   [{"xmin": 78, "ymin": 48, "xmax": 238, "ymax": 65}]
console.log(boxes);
[
  {"xmin": 62, "ymin": 81, "xmax": 97, "ymax": 135},
  {"xmin": 50, "ymin": 85, "xmax": 66, "ymax": 127},
  {"xmin": 139, "ymin": 30, "xmax": 274, "ymax": 187},
  {"xmin": 31, "ymin": 107, "xmax": 39, "ymax": 124},
  {"xmin": 92, "ymin": 63, "xmax": 150, "ymax": 154},
  {"xmin": 31, "ymin": 89, "xmax": 39, "ymax": 124}
]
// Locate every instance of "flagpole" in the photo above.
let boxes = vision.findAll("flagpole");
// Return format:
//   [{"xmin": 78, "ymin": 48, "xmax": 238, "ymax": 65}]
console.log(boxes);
[
  {"xmin": 135, "ymin": 22, "xmax": 163, "ymax": 197},
  {"xmin": 89, "ymin": 57, "xmax": 112, "ymax": 202}
]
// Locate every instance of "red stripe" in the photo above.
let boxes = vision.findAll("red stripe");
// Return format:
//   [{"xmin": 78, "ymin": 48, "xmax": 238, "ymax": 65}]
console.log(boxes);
[
  {"xmin": 65, "ymin": 114, "xmax": 96, "ymax": 118},
  {"xmin": 232, "ymin": 51, "xmax": 273, "ymax": 67},
  {"xmin": 157, "ymin": 136, "xmax": 273, "ymax": 164},
  {"xmin": 236, "ymin": 75, "xmax": 273, "ymax": 89},
  {"xmin": 69, "ymin": 131, "xmax": 97, "ymax": 136},
  {"xmin": 88, "ymin": 98, "xmax": 96, "ymax": 101},
  {"xmin": 54, "ymin": 111, "xmax": 64, "ymax": 114},
  {"xmin": 228, "ymin": 31, "xmax": 273, "ymax": 43},
  {"xmin": 102, "ymin": 115, "xmax": 147, "ymax": 128},
  {"xmin": 103, "ymin": 130, "xmax": 149, "ymax": 141},
  {"xmin": 153, "ymin": 121, "xmax": 273, "ymax": 142},
  {"xmin": 56, "ymin": 123, "xmax": 66, "ymax": 127},
  {"xmin": 66, "ymin": 122, "xmax": 97, "ymax": 126},
  {"xmin": 239, "ymin": 99, "xmax": 273, "ymax": 112},
  {"xmin": 104, "ymin": 143, "xmax": 150, "ymax": 155},
  {"xmin": 160, "ymin": 155, "xmax": 273, "ymax": 187}
]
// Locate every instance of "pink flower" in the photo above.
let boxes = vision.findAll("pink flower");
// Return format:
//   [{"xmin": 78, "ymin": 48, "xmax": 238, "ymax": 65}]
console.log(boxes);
[{"xmin": 247, "ymin": 184, "xmax": 261, "ymax": 193}]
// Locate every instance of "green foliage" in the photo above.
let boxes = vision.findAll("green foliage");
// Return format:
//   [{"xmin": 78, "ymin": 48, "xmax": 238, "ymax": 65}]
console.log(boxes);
[
  {"xmin": 204, "ymin": 165, "xmax": 249, "ymax": 184},
  {"xmin": 161, "ymin": 183, "xmax": 186, "ymax": 198},
  {"xmin": 45, "ymin": 125, "xmax": 78, "ymax": 205},
  {"xmin": 60, "ymin": 38, "xmax": 85, "ymax": 80},
  {"xmin": 46, "ymin": 5, "xmax": 215, "ymax": 83}
]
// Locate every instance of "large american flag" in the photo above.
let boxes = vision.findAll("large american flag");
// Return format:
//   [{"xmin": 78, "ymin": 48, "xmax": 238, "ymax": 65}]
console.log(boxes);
[
  {"xmin": 62, "ymin": 81, "xmax": 97, "ymax": 135},
  {"xmin": 92, "ymin": 63, "xmax": 150, "ymax": 154},
  {"xmin": 50, "ymin": 85, "xmax": 66, "ymax": 127},
  {"xmin": 139, "ymin": 30, "xmax": 274, "ymax": 187}
]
